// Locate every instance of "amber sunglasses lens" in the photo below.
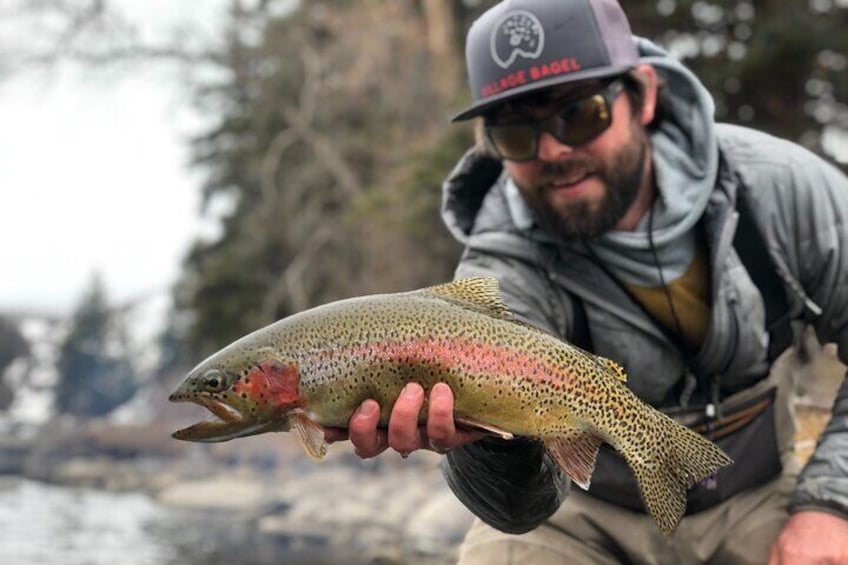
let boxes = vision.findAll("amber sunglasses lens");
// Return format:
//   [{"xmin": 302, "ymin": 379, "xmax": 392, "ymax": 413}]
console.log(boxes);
[
  {"xmin": 485, "ymin": 85, "xmax": 616, "ymax": 161},
  {"xmin": 485, "ymin": 124, "xmax": 539, "ymax": 161},
  {"xmin": 555, "ymin": 93, "xmax": 611, "ymax": 146}
]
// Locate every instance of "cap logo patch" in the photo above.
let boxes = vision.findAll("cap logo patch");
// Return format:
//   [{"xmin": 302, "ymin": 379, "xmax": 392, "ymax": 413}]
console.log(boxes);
[{"xmin": 490, "ymin": 10, "xmax": 545, "ymax": 69}]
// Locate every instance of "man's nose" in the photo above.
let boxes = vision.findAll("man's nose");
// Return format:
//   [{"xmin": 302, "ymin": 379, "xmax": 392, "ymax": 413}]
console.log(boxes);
[{"xmin": 536, "ymin": 131, "xmax": 575, "ymax": 161}]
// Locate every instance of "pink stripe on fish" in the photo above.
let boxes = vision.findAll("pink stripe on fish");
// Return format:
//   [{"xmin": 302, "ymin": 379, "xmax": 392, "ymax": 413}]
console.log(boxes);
[{"xmin": 320, "ymin": 337, "xmax": 573, "ymax": 390}]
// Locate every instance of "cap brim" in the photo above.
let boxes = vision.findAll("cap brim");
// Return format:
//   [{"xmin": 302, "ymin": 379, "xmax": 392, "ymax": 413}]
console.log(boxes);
[{"xmin": 451, "ymin": 65, "xmax": 635, "ymax": 122}]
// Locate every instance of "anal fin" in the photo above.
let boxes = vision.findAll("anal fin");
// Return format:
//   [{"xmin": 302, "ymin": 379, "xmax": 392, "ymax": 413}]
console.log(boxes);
[
  {"xmin": 455, "ymin": 415, "xmax": 515, "ymax": 440},
  {"xmin": 544, "ymin": 429, "xmax": 604, "ymax": 490},
  {"xmin": 293, "ymin": 411, "xmax": 328, "ymax": 460}
]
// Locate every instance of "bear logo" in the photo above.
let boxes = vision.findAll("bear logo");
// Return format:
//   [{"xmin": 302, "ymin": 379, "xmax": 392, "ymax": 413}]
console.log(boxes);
[{"xmin": 490, "ymin": 10, "xmax": 545, "ymax": 69}]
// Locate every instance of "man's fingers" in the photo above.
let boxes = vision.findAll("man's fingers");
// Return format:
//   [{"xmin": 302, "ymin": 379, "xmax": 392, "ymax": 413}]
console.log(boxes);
[
  {"xmin": 426, "ymin": 382, "xmax": 457, "ymax": 452},
  {"xmin": 388, "ymin": 383, "xmax": 425, "ymax": 455},
  {"xmin": 373, "ymin": 382, "xmax": 462, "ymax": 457},
  {"xmin": 348, "ymin": 399, "xmax": 387, "ymax": 458},
  {"xmin": 346, "ymin": 383, "xmax": 477, "ymax": 459},
  {"xmin": 323, "ymin": 427, "xmax": 349, "ymax": 444},
  {"xmin": 426, "ymin": 382, "xmax": 485, "ymax": 452}
]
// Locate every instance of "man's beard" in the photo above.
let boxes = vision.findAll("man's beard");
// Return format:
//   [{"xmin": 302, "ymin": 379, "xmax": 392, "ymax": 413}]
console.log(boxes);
[{"xmin": 519, "ymin": 127, "xmax": 649, "ymax": 242}]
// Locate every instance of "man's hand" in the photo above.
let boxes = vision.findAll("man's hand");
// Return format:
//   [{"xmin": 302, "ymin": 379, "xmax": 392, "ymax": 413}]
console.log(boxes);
[
  {"xmin": 323, "ymin": 382, "xmax": 483, "ymax": 458},
  {"xmin": 767, "ymin": 510, "xmax": 848, "ymax": 564}
]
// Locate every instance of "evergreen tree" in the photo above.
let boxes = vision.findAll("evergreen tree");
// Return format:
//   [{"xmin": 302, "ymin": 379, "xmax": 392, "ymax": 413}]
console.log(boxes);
[
  {"xmin": 55, "ymin": 275, "xmax": 137, "ymax": 417},
  {"xmin": 626, "ymin": 0, "xmax": 847, "ymax": 162},
  {"xmin": 0, "ymin": 316, "xmax": 29, "ymax": 410}
]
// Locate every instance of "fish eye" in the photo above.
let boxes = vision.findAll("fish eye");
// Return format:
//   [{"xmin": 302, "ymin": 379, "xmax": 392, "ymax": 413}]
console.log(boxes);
[{"xmin": 202, "ymin": 370, "xmax": 227, "ymax": 392}]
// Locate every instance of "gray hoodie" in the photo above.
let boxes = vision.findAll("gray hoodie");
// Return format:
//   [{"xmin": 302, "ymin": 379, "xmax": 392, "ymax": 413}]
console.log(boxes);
[{"xmin": 441, "ymin": 38, "xmax": 848, "ymax": 533}]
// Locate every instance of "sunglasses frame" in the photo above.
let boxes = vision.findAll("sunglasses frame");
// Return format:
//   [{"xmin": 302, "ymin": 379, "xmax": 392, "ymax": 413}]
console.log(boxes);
[{"xmin": 484, "ymin": 78, "xmax": 626, "ymax": 162}]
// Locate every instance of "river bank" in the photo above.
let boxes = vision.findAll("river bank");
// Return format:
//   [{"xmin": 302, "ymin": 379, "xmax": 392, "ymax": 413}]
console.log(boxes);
[
  {"xmin": 0, "ymin": 398, "xmax": 474, "ymax": 564},
  {"xmin": 1, "ymin": 470, "xmax": 468, "ymax": 565}
]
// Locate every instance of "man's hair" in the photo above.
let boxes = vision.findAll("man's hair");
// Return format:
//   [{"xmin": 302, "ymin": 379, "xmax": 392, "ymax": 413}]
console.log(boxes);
[
  {"xmin": 473, "ymin": 70, "xmax": 667, "ymax": 158},
  {"xmin": 620, "ymin": 70, "xmax": 669, "ymax": 131}
]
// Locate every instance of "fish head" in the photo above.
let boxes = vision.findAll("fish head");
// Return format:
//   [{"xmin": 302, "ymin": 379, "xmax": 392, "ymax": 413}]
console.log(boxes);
[{"xmin": 169, "ymin": 345, "xmax": 305, "ymax": 442}]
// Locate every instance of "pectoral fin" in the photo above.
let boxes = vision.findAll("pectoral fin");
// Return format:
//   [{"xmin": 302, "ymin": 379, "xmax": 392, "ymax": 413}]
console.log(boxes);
[
  {"xmin": 544, "ymin": 429, "xmax": 604, "ymax": 490},
  {"xmin": 293, "ymin": 412, "xmax": 328, "ymax": 460},
  {"xmin": 455, "ymin": 415, "xmax": 515, "ymax": 440}
]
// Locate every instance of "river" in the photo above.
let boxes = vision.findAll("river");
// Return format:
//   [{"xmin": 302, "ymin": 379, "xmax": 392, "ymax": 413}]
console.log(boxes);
[{"xmin": 0, "ymin": 477, "xmax": 342, "ymax": 565}]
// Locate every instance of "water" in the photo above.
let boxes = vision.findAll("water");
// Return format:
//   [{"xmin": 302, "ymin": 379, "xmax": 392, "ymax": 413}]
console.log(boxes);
[
  {"xmin": 0, "ymin": 477, "xmax": 176, "ymax": 565},
  {"xmin": 0, "ymin": 478, "xmax": 339, "ymax": 565}
]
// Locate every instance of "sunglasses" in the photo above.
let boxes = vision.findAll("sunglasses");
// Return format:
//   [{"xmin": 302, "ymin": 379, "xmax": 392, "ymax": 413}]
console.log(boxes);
[{"xmin": 485, "ymin": 79, "xmax": 626, "ymax": 162}]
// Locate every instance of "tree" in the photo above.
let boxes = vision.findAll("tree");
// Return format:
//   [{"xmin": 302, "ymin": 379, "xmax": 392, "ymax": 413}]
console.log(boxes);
[
  {"xmin": 55, "ymin": 275, "xmax": 137, "ymax": 417},
  {"xmin": 0, "ymin": 0, "xmax": 209, "ymax": 74},
  {"xmin": 0, "ymin": 316, "xmax": 29, "ymax": 410},
  {"xmin": 172, "ymin": 0, "xmax": 487, "ymax": 357},
  {"xmin": 626, "ymin": 0, "xmax": 848, "ymax": 165}
]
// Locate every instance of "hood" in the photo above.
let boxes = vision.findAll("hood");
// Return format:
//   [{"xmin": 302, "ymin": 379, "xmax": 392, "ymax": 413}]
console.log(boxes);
[{"xmin": 441, "ymin": 37, "xmax": 719, "ymax": 286}]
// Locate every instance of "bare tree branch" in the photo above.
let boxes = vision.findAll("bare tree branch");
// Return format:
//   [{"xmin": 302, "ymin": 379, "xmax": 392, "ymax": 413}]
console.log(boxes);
[
  {"xmin": 259, "ymin": 46, "xmax": 323, "ymax": 212},
  {"xmin": 261, "ymin": 224, "xmax": 335, "ymax": 318},
  {"xmin": 280, "ymin": 105, "xmax": 365, "ymax": 198},
  {"xmin": 1, "ymin": 0, "xmax": 212, "ymax": 73},
  {"xmin": 298, "ymin": 46, "xmax": 321, "ymax": 124},
  {"xmin": 259, "ymin": 127, "xmax": 299, "ymax": 214}
]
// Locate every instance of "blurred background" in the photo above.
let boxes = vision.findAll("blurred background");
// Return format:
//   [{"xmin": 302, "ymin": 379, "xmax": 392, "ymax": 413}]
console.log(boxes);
[{"xmin": 0, "ymin": 1, "xmax": 845, "ymax": 563}]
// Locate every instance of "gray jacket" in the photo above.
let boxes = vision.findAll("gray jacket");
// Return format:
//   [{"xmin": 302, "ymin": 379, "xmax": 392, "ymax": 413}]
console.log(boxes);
[{"xmin": 439, "ymin": 123, "xmax": 848, "ymax": 533}]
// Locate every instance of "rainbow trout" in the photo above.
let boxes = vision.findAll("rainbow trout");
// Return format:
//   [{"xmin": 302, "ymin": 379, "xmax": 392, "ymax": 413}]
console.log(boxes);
[{"xmin": 169, "ymin": 277, "xmax": 731, "ymax": 533}]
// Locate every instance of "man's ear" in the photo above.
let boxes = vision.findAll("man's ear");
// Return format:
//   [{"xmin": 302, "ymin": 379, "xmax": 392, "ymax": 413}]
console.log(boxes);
[{"xmin": 633, "ymin": 64, "xmax": 659, "ymax": 126}]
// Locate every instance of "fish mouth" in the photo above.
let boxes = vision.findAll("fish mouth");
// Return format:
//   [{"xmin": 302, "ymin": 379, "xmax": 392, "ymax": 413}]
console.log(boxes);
[
  {"xmin": 170, "ymin": 394, "xmax": 288, "ymax": 442},
  {"xmin": 170, "ymin": 394, "xmax": 254, "ymax": 442}
]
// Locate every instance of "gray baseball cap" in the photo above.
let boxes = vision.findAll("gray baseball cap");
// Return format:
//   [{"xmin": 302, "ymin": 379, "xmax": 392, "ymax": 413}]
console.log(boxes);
[{"xmin": 452, "ymin": 0, "xmax": 639, "ymax": 121}]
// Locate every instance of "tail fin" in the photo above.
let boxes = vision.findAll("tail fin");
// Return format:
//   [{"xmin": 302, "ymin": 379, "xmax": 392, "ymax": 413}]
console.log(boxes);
[{"xmin": 623, "ymin": 412, "xmax": 733, "ymax": 535}]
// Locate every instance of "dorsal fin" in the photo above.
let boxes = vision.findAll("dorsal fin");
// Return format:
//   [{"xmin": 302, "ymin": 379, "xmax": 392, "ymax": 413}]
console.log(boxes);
[
  {"xmin": 602, "ymin": 356, "xmax": 628, "ymax": 382},
  {"xmin": 422, "ymin": 277, "xmax": 513, "ymax": 319},
  {"xmin": 422, "ymin": 277, "xmax": 555, "ymax": 336}
]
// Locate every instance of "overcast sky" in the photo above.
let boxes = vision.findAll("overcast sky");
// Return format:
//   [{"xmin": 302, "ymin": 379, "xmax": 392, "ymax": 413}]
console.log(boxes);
[{"xmin": 0, "ymin": 1, "xmax": 228, "ymax": 316}]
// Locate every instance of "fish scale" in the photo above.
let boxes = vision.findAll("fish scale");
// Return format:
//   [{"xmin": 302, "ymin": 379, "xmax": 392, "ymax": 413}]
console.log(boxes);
[{"xmin": 170, "ymin": 277, "xmax": 732, "ymax": 534}]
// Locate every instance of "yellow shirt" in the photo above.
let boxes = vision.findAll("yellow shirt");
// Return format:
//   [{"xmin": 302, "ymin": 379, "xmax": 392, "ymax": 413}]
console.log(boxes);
[{"xmin": 626, "ymin": 241, "xmax": 711, "ymax": 352}]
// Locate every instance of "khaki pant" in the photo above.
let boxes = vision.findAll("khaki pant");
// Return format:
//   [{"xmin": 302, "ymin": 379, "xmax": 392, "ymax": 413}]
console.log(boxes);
[
  {"xmin": 459, "ymin": 347, "xmax": 807, "ymax": 565},
  {"xmin": 457, "ymin": 469, "xmax": 796, "ymax": 565}
]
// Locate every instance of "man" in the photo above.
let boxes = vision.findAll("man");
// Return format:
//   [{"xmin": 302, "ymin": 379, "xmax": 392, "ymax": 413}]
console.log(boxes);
[{"xmin": 325, "ymin": 0, "xmax": 848, "ymax": 562}]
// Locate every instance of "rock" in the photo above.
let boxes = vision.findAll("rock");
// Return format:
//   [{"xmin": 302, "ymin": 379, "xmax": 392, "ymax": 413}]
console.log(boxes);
[
  {"xmin": 0, "ymin": 437, "xmax": 29, "ymax": 474},
  {"xmin": 257, "ymin": 515, "xmax": 333, "ymax": 544},
  {"xmin": 157, "ymin": 474, "xmax": 274, "ymax": 511},
  {"xmin": 54, "ymin": 456, "xmax": 120, "ymax": 487},
  {"xmin": 404, "ymin": 488, "xmax": 474, "ymax": 551}
]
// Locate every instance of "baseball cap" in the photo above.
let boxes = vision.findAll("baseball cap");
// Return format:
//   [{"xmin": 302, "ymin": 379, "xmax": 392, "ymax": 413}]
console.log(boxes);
[{"xmin": 452, "ymin": 0, "xmax": 639, "ymax": 122}]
